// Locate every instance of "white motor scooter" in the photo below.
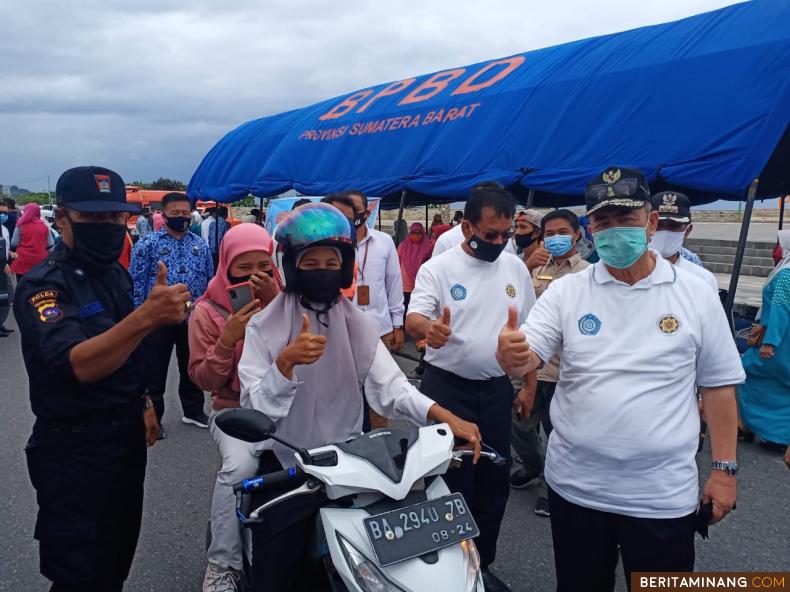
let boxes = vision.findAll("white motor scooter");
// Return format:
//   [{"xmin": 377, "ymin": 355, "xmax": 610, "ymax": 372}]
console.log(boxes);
[{"xmin": 216, "ymin": 408, "xmax": 504, "ymax": 592}]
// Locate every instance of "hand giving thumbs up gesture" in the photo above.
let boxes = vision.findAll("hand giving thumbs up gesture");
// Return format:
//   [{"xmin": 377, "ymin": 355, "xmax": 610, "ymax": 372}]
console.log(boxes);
[
  {"xmin": 276, "ymin": 314, "xmax": 328, "ymax": 379},
  {"xmin": 426, "ymin": 306, "xmax": 452, "ymax": 349}
]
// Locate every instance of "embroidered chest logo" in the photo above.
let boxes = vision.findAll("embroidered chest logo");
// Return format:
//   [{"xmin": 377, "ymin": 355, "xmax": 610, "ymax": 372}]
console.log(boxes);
[
  {"xmin": 450, "ymin": 284, "xmax": 467, "ymax": 301},
  {"xmin": 658, "ymin": 314, "xmax": 681, "ymax": 335},
  {"xmin": 505, "ymin": 284, "xmax": 516, "ymax": 298},
  {"xmin": 578, "ymin": 313, "xmax": 601, "ymax": 336},
  {"xmin": 28, "ymin": 290, "xmax": 63, "ymax": 323}
]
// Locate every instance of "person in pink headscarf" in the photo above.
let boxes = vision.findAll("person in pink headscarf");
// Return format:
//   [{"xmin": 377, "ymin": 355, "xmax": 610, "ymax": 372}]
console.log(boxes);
[
  {"xmin": 10, "ymin": 203, "xmax": 52, "ymax": 279},
  {"xmin": 187, "ymin": 222, "xmax": 281, "ymax": 591},
  {"xmin": 397, "ymin": 222, "xmax": 433, "ymax": 311}
]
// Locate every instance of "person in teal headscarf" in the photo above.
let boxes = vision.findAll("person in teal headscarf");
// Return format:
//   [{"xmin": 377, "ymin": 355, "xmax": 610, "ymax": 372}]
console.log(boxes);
[{"xmin": 738, "ymin": 229, "xmax": 790, "ymax": 451}]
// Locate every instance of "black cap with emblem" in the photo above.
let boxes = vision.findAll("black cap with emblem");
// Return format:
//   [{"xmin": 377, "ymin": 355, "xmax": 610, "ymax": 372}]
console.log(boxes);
[
  {"xmin": 650, "ymin": 191, "xmax": 691, "ymax": 224},
  {"xmin": 56, "ymin": 166, "xmax": 140, "ymax": 213},
  {"xmin": 584, "ymin": 167, "xmax": 651, "ymax": 215}
]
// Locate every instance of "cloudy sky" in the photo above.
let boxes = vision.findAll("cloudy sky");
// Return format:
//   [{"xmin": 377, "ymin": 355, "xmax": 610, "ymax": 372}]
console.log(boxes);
[{"xmin": 0, "ymin": 0, "xmax": 741, "ymax": 191}]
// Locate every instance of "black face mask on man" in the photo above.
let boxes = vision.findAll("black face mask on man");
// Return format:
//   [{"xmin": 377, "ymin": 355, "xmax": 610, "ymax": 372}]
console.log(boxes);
[
  {"xmin": 467, "ymin": 234, "xmax": 508, "ymax": 263},
  {"xmin": 514, "ymin": 233, "xmax": 537, "ymax": 249},
  {"xmin": 295, "ymin": 269, "xmax": 342, "ymax": 307},
  {"xmin": 67, "ymin": 217, "xmax": 127, "ymax": 273},
  {"xmin": 164, "ymin": 215, "xmax": 191, "ymax": 233}
]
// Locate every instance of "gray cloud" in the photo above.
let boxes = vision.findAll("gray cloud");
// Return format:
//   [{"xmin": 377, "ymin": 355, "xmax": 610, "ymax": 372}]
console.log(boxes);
[{"xmin": 0, "ymin": 0, "xmax": 740, "ymax": 189}]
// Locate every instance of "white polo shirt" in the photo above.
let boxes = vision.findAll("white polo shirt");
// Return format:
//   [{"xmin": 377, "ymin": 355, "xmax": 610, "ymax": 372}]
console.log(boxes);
[
  {"xmin": 353, "ymin": 228, "xmax": 404, "ymax": 336},
  {"xmin": 522, "ymin": 253, "xmax": 745, "ymax": 518},
  {"xmin": 675, "ymin": 255, "xmax": 719, "ymax": 293},
  {"xmin": 431, "ymin": 224, "xmax": 465, "ymax": 257},
  {"xmin": 410, "ymin": 246, "xmax": 536, "ymax": 380}
]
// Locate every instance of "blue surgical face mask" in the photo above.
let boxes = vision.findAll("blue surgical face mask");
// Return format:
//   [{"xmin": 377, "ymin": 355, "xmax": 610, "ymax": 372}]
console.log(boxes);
[
  {"xmin": 593, "ymin": 224, "xmax": 648, "ymax": 269},
  {"xmin": 0, "ymin": 213, "xmax": 7, "ymax": 224},
  {"xmin": 544, "ymin": 234, "xmax": 574, "ymax": 257}
]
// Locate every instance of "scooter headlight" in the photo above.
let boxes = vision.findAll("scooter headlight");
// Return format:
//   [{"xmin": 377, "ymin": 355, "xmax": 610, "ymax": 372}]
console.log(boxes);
[
  {"xmin": 461, "ymin": 538, "xmax": 482, "ymax": 592},
  {"xmin": 336, "ymin": 533, "xmax": 407, "ymax": 592}
]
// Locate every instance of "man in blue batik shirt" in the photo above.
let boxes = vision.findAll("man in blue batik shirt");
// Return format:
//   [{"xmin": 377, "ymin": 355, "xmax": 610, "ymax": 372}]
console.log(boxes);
[{"xmin": 129, "ymin": 192, "xmax": 213, "ymax": 436}]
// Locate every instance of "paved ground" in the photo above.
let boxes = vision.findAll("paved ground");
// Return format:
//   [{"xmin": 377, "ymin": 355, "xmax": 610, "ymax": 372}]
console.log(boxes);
[{"xmin": 1, "ymin": 314, "xmax": 788, "ymax": 591}]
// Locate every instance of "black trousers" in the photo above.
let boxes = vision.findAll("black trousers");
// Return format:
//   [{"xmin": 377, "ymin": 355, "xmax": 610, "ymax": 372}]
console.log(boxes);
[
  {"xmin": 25, "ymin": 415, "xmax": 147, "ymax": 591},
  {"xmin": 144, "ymin": 321, "xmax": 204, "ymax": 421},
  {"xmin": 419, "ymin": 364, "xmax": 514, "ymax": 568},
  {"xmin": 548, "ymin": 486, "xmax": 696, "ymax": 592},
  {"xmin": 249, "ymin": 453, "xmax": 327, "ymax": 592}
]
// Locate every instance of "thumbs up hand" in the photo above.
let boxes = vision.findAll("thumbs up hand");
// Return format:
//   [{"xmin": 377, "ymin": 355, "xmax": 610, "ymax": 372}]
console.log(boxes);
[
  {"xmin": 426, "ymin": 306, "xmax": 453, "ymax": 350},
  {"xmin": 141, "ymin": 262, "xmax": 192, "ymax": 327},
  {"xmin": 276, "ymin": 314, "xmax": 328, "ymax": 379},
  {"xmin": 497, "ymin": 305, "xmax": 534, "ymax": 375},
  {"xmin": 155, "ymin": 261, "xmax": 169, "ymax": 285}
]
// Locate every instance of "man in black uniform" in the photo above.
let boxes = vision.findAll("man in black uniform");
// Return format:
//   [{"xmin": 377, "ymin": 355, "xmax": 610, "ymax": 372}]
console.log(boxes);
[{"xmin": 15, "ymin": 166, "xmax": 193, "ymax": 592}]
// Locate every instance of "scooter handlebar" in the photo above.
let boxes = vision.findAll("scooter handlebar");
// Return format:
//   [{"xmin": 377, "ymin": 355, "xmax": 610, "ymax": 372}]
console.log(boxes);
[
  {"xmin": 453, "ymin": 448, "xmax": 507, "ymax": 467},
  {"xmin": 233, "ymin": 466, "xmax": 305, "ymax": 494}
]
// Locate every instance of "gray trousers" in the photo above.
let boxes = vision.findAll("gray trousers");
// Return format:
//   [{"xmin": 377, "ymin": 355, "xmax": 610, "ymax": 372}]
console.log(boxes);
[
  {"xmin": 207, "ymin": 408, "xmax": 259, "ymax": 571},
  {"xmin": 511, "ymin": 381, "xmax": 556, "ymax": 491}
]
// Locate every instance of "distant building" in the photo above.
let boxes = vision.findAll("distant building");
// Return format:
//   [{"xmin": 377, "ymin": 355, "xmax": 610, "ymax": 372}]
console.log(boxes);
[{"xmin": 0, "ymin": 185, "xmax": 10, "ymax": 196}]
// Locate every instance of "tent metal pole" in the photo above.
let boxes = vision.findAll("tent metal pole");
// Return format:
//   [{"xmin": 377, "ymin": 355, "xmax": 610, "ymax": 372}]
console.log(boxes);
[
  {"xmin": 525, "ymin": 189, "xmax": 535, "ymax": 209},
  {"xmin": 394, "ymin": 190, "xmax": 408, "ymax": 246},
  {"xmin": 259, "ymin": 195, "xmax": 264, "ymax": 225},
  {"xmin": 397, "ymin": 190, "xmax": 407, "ymax": 220},
  {"xmin": 378, "ymin": 204, "xmax": 382, "ymax": 231},
  {"xmin": 425, "ymin": 203, "xmax": 428, "ymax": 229},
  {"xmin": 779, "ymin": 194, "xmax": 785, "ymax": 230},
  {"xmin": 725, "ymin": 178, "xmax": 759, "ymax": 329}
]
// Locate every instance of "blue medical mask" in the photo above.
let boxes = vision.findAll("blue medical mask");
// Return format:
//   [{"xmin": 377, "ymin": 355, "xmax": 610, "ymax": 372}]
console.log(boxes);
[
  {"xmin": 0, "ymin": 213, "xmax": 7, "ymax": 224},
  {"xmin": 593, "ymin": 224, "xmax": 649, "ymax": 269},
  {"xmin": 544, "ymin": 235, "xmax": 574, "ymax": 257}
]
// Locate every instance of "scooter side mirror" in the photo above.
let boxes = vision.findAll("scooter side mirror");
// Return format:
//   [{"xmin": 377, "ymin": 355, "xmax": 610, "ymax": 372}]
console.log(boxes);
[{"xmin": 215, "ymin": 408, "xmax": 277, "ymax": 442}]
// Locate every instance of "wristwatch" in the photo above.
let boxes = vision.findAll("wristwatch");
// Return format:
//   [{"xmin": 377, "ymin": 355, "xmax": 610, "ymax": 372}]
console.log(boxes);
[
  {"xmin": 711, "ymin": 460, "xmax": 739, "ymax": 476},
  {"xmin": 142, "ymin": 394, "xmax": 154, "ymax": 410}
]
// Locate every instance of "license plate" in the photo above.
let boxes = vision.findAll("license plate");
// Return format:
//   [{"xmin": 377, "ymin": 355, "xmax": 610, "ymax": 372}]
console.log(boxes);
[{"xmin": 363, "ymin": 493, "xmax": 479, "ymax": 567}]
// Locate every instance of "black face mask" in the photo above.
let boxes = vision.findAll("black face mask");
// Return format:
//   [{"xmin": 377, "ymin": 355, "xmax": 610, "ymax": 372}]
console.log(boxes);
[
  {"xmin": 227, "ymin": 272, "xmax": 251, "ymax": 285},
  {"xmin": 514, "ymin": 233, "xmax": 537, "ymax": 249},
  {"xmin": 467, "ymin": 234, "xmax": 507, "ymax": 263},
  {"xmin": 227, "ymin": 269, "xmax": 274, "ymax": 285},
  {"xmin": 164, "ymin": 215, "xmax": 191, "ymax": 233},
  {"xmin": 353, "ymin": 213, "xmax": 367, "ymax": 229},
  {"xmin": 295, "ymin": 269, "xmax": 342, "ymax": 306},
  {"xmin": 69, "ymin": 220, "xmax": 127, "ymax": 273}
]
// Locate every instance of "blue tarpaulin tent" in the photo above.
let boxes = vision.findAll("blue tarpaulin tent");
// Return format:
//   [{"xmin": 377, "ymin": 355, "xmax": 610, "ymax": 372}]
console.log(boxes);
[{"xmin": 188, "ymin": 0, "xmax": 790, "ymax": 210}]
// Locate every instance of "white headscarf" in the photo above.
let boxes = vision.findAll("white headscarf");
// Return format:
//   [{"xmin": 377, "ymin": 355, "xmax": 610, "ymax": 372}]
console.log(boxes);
[
  {"xmin": 242, "ymin": 292, "xmax": 379, "ymax": 465},
  {"xmin": 767, "ymin": 229, "xmax": 790, "ymax": 284},
  {"xmin": 756, "ymin": 229, "xmax": 790, "ymax": 321}
]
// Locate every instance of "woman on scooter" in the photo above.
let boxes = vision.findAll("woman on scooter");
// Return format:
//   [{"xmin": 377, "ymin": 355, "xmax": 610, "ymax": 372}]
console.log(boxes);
[
  {"xmin": 188, "ymin": 223, "xmax": 281, "ymax": 592},
  {"xmin": 238, "ymin": 203, "xmax": 482, "ymax": 591}
]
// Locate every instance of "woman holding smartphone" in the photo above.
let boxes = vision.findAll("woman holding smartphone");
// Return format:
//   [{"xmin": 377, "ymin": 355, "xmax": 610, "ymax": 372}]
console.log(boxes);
[{"xmin": 188, "ymin": 222, "xmax": 280, "ymax": 592}]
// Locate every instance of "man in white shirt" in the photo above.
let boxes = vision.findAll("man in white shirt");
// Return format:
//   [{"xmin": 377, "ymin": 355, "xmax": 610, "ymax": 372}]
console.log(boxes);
[
  {"xmin": 431, "ymin": 221, "xmax": 464, "ymax": 257},
  {"xmin": 200, "ymin": 207, "xmax": 216, "ymax": 243},
  {"xmin": 407, "ymin": 182, "xmax": 536, "ymax": 592},
  {"xmin": 324, "ymin": 191, "xmax": 405, "ymax": 352},
  {"xmin": 497, "ymin": 167, "xmax": 744, "ymax": 591},
  {"xmin": 324, "ymin": 191, "xmax": 404, "ymax": 430},
  {"xmin": 649, "ymin": 191, "xmax": 719, "ymax": 292}
]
